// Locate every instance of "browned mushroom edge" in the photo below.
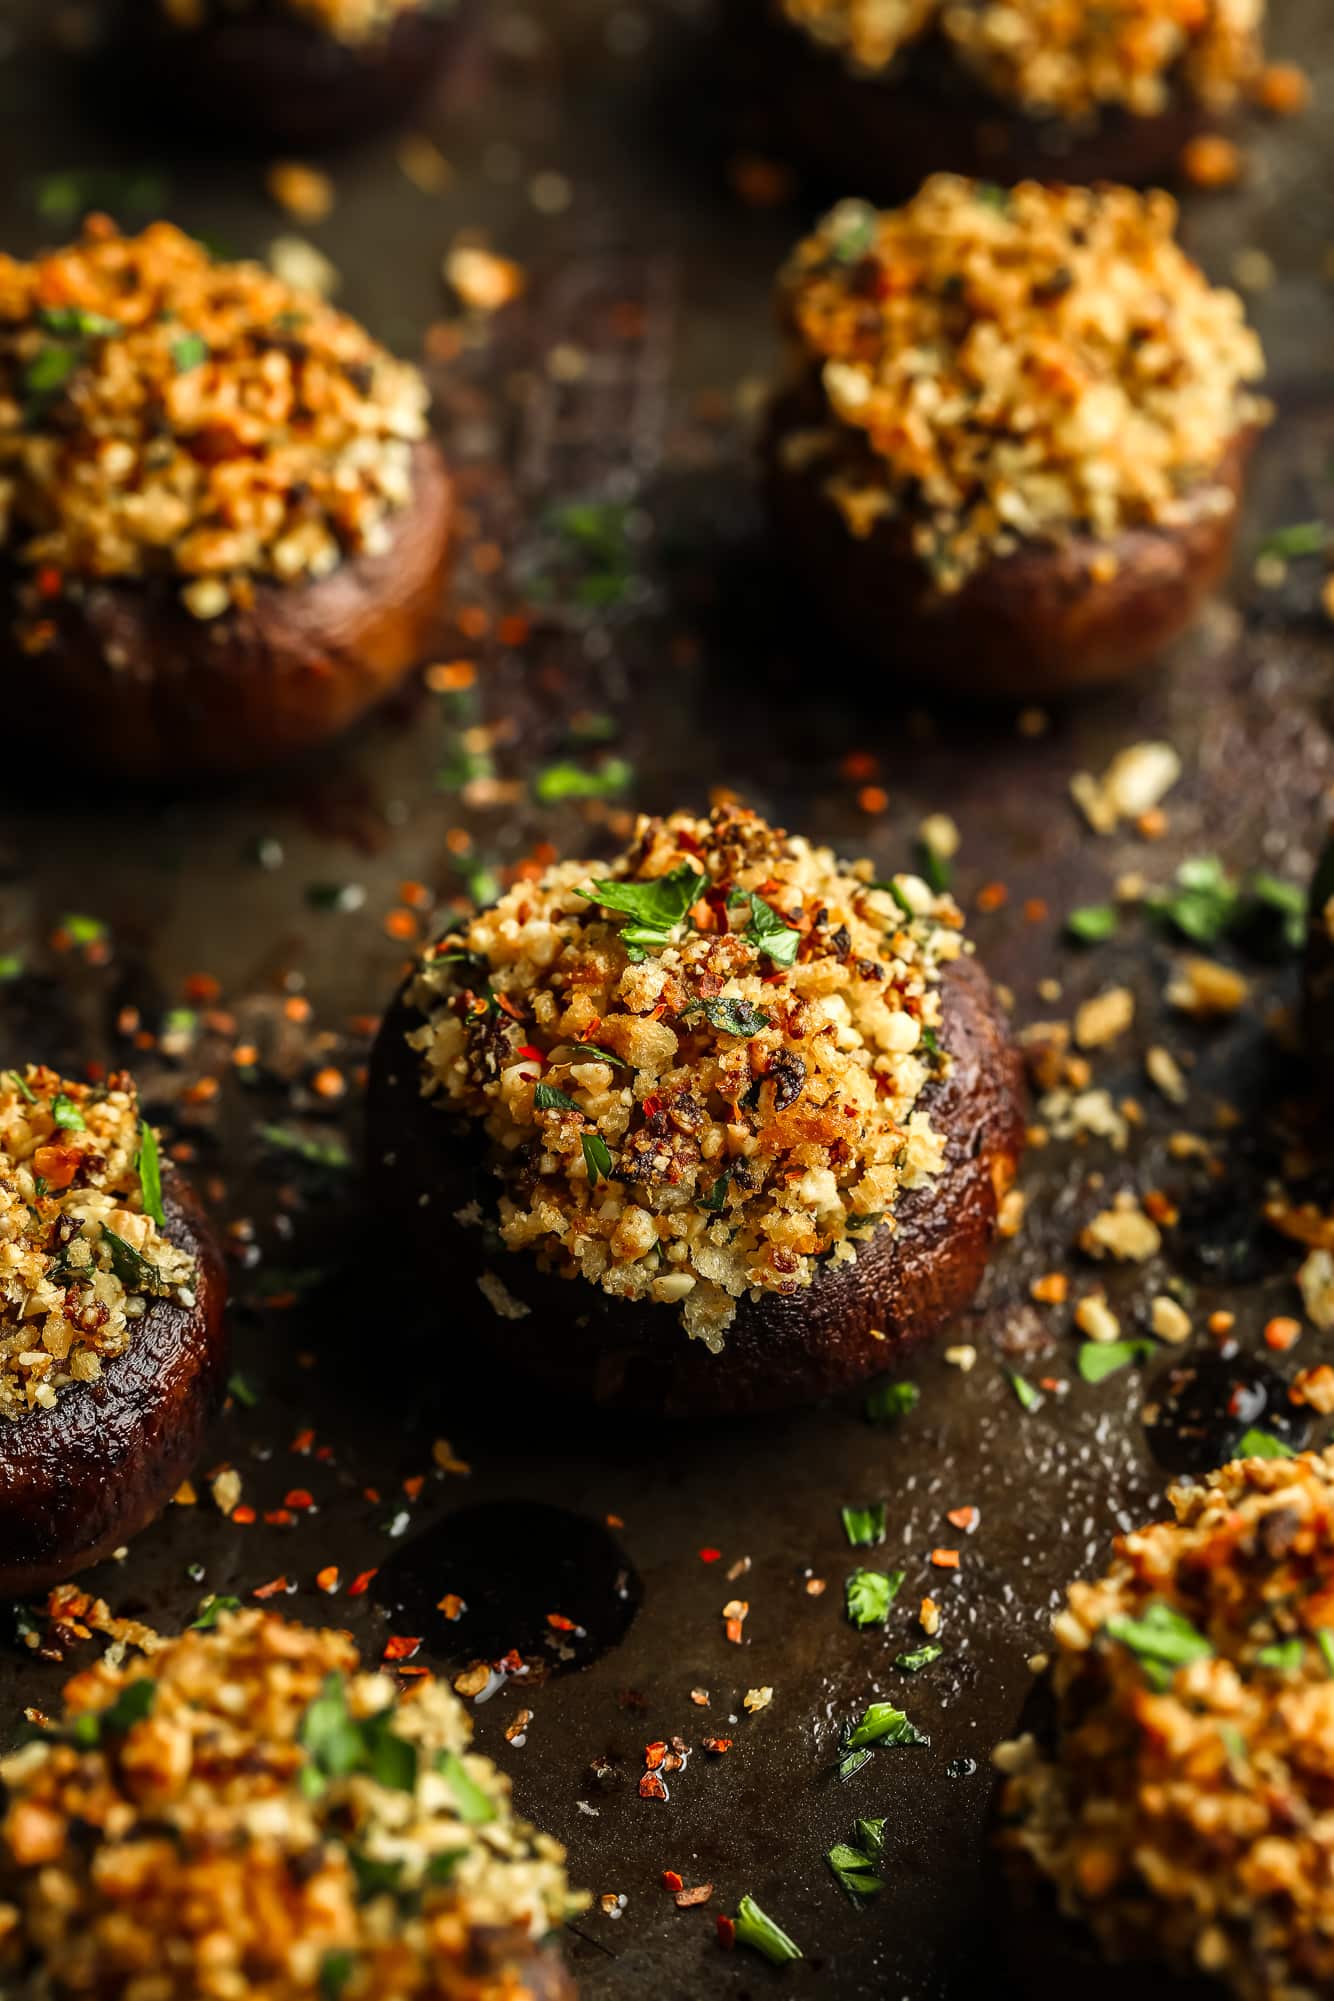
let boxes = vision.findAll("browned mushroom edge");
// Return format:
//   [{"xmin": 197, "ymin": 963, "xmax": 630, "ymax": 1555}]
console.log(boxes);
[
  {"xmin": 740, "ymin": 5, "xmax": 1219, "ymax": 197},
  {"xmin": 763, "ymin": 389, "xmax": 1256, "ymax": 702},
  {"xmin": 367, "ymin": 951, "xmax": 1025, "ymax": 1418},
  {"xmin": 2, "ymin": 438, "xmax": 453, "ymax": 781},
  {"xmin": 0, "ymin": 1174, "xmax": 228, "ymax": 1599},
  {"xmin": 115, "ymin": 1, "xmax": 470, "ymax": 149}
]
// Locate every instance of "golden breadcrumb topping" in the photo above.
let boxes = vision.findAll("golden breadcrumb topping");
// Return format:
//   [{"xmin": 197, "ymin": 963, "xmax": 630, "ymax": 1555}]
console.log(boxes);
[
  {"xmin": 776, "ymin": 176, "xmax": 1267, "ymax": 590},
  {"xmin": 996, "ymin": 1450, "xmax": 1334, "ymax": 2000},
  {"xmin": 0, "ymin": 1066, "xmax": 194, "ymax": 1421},
  {"xmin": 158, "ymin": 0, "xmax": 443, "ymax": 47},
  {"xmin": 0, "ymin": 219, "xmax": 429, "ymax": 625},
  {"xmin": 776, "ymin": 0, "xmax": 1264, "ymax": 115},
  {"xmin": 408, "ymin": 803, "xmax": 963, "ymax": 1348},
  {"xmin": 0, "ymin": 1610, "xmax": 581, "ymax": 2000}
]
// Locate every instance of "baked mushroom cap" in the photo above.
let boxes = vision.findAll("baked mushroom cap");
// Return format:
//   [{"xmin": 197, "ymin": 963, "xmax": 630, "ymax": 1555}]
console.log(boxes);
[
  {"xmin": 0, "ymin": 1065, "xmax": 228, "ymax": 1595},
  {"xmin": 766, "ymin": 178, "xmax": 1267, "ymax": 696},
  {"xmin": 0, "ymin": 220, "xmax": 452, "ymax": 776},
  {"xmin": 0, "ymin": 1609, "xmax": 582, "ymax": 1999},
  {"xmin": 124, "ymin": 0, "xmax": 469, "ymax": 148},
  {"xmin": 995, "ymin": 1450, "xmax": 1334, "ymax": 2000},
  {"xmin": 368, "ymin": 804, "xmax": 1025, "ymax": 1413}
]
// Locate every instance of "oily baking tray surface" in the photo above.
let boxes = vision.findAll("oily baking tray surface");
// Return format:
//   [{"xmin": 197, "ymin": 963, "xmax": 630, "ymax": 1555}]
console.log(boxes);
[{"xmin": 2, "ymin": 4, "xmax": 1334, "ymax": 1996}]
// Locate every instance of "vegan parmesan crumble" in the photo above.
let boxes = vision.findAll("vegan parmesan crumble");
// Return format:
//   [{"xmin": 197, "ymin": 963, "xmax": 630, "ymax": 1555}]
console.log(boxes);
[
  {"xmin": 0, "ymin": 219, "xmax": 429, "ymax": 628},
  {"xmin": 157, "ymin": 0, "xmax": 449, "ymax": 46},
  {"xmin": 0, "ymin": 1066, "xmax": 194, "ymax": 1420},
  {"xmin": 996, "ymin": 1450, "xmax": 1334, "ymax": 1999},
  {"xmin": 0, "ymin": 1610, "xmax": 581, "ymax": 1999},
  {"xmin": 776, "ymin": 0, "xmax": 1264, "ymax": 117},
  {"xmin": 775, "ymin": 176, "xmax": 1268, "ymax": 591},
  {"xmin": 408, "ymin": 804, "xmax": 964, "ymax": 1348}
]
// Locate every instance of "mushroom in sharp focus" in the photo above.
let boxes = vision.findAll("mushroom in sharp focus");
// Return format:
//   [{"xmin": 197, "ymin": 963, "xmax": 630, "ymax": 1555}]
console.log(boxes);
[
  {"xmin": 0, "ymin": 1064, "xmax": 227, "ymax": 1596},
  {"xmin": 763, "ymin": 176, "xmax": 1268, "ymax": 699},
  {"xmin": 994, "ymin": 1448, "xmax": 1334, "ymax": 2001},
  {"xmin": 367, "ymin": 802, "xmax": 1025, "ymax": 1416},
  {"xmin": 0, "ymin": 1608, "xmax": 582, "ymax": 1999},
  {"xmin": 0, "ymin": 218, "xmax": 453, "ymax": 778},
  {"xmin": 746, "ymin": 0, "xmax": 1268, "ymax": 196}
]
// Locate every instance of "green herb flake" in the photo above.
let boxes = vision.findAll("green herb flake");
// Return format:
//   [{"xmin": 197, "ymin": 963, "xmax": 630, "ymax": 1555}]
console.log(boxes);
[
  {"xmin": 101, "ymin": 1226, "xmax": 164, "ymax": 1293},
  {"xmin": 190, "ymin": 1594, "xmax": 242, "ymax": 1630},
  {"xmin": 572, "ymin": 1042, "xmax": 626, "ymax": 1068},
  {"xmin": 50, "ymin": 1093, "xmax": 85, "ymax": 1131},
  {"xmin": 1105, "ymin": 1601, "xmax": 1213, "ymax": 1685},
  {"xmin": 844, "ymin": 1701, "xmax": 929, "ymax": 1753},
  {"xmin": 533, "ymin": 757, "xmax": 633, "ymax": 805},
  {"xmin": 1008, "ymin": 1370, "xmax": 1042, "ymax": 1412},
  {"xmin": 1236, "ymin": 1427, "xmax": 1293, "ymax": 1460},
  {"xmin": 1078, "ymin": 1339, "xmax": 1155, "ymax": 1385},
  {"xmin": 895, "ymin": 1642, "xmax": 943, "ymax": 1672},
  {"xmin": 533, "ymin": 1081, "xmax": 582, "ymax": 1114},
  {"xmin": 0, "ymin": 954, "xmax": 23, "ymax": 983},
  {"xmin": 699, "ymin": 996, "xmax": 770, "ymax": 1038},
  {"xmin": 171, "ymin": 332, "xmax": 209, "ymax": 372},
  {"xmin": 438, "ymin": 1749, "xmax": 498, "ymax": 1825},
  {"xmin": 581, "ymin": 1131, "xmax": 614, "ymax": 1183},
  {"xmin": 61, "ymin": 912, "xmax": 107, "ymax": 946},
  {"xmin": 825, "ymin": 1838, "xmax": 885, "ymax": 1900},
  {"xmin": 841, "ymin": 1503, "xmax": 887, "ymax": 1549},
  {"xmin": 23, "ymin": 344, "xmax": 79, "ymax": 398},
  {"xmin": 575, "ymin": 864, "xmax": 701, "ymax": 951},
  {"xmin": 135, "ymin": 1119, "xmax": 166, "ymax": 1227},
  {"xmin": 837, "ymin": 1748, "xmax": 874, "ymax": 1782},
  {"xmin": 227, "ymin": 1372, "xmax": 259, "ymax": 1409},
  {"xmin": 1317, "ymin": 1630, "xmax": 1334, "ymax": 1678},
  {"xmin": 916, "ymin": 838, "xmax": 952, "ymax": 893},
  {"xmin": 8, "ymin": 1070, "xmax": 36, "ymax": 1104},
  {"xmin": 257, "ymin": 1124, "xmax": 352, "ymax": 1172},
  {"xmin": 732, "ymin": 1894, "xmax": 802, "ymax": 1965},
  {"xmin": 845, "ymin": 1567, "xmax": 903, "ymax": 1629},
  {"xmin": 319, "ymin": 1949, "xmax": 357, "ymax": 2000},
  {"xmin": 1066, "ymin": 903, "xmax": 1118, "ymax": 944},
  {"xmin": 1258, "ymin": 520, "xmax": 1330, "ymax": 560},
  {"xmin": 35, "ymin": 305, "xmax": 122, "ymax": 339},
  {"xmin": 73, "ymin": 1676, "xmax": 155, "ymax": 1746},
  {"xmin": 701, "ymin": 1167, "xmax": 730, "ymax": 1213},
  {"xmin": 865, "ymin": 1378, "xmax": 919, "ymax": 1424},
  {"xmin": 745, "ymin": 892, "xmax": 801, "ymax": 969},
  {"xmin": 1255, "ymin": 1637, "xmax": 1306, "ymax": 1673}
]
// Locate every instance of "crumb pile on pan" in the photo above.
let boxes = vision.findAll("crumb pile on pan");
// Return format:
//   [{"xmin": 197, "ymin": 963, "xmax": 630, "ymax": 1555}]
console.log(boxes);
[
  {"xmin": 996, "ymin": 1450, "xmax": 1334, "ymax": 1999},
  {"xmin": 777, "ymin": 0, "xmax": 1264, "ymax": 115},
  {"xmin": 0, "ymin": 1609, "xmax": 581, "ymax": 1998},
  {"xmin": 407, "ymin": 803, "xmax": 964, "ymax": 1347},
  {"xmin": 775, "ymin": 175, "xmax": 1268, "ymax": 590},
  {"xmin": 0, "ymin": 217, "xmax": 429, "ymax": 628},
  {"xmin": 0, "ymin": 1066, "xmax": 194, "ymax": 1420}
]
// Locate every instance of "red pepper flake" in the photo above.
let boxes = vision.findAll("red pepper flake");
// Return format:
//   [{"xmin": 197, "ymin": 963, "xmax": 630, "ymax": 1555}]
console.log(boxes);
[
  {"xmin": 946, "ymin": 1506, "xmax": 979, "ymax": 1533},
  {"xmin": 315, "ymin": 1565, "xmax": 340, "ymax": 1594},
  {"xmin": 857, "ymin": 785, "xmax": 889, "ymax": 816},
  {"xmin": 517, "ymin": 1044, "xmax": 545, "ymax": 1065},
  {"xmin": 291, "ymin": 1429, "xmax": 315, "ymax": 1454},
  {"xmin": 184, "ymin": 972, "xmax": 222, "ymax": 1004},
  {"xmin": 703, "ymin": 1737, "xmax": 732, "ymax": 1754},
  {"xmin": 1265, "ymin": 1316, "xmax": 1302, "ymax": 1351},
  {"xmin": 284, "ymin": 1489, "xmax": 315, "ymax": 1511},
  {"xmin": 547, "ymin": 1612, "xmax": 578, "ymax": 1632},
  {"xmin": 437, "ymin": 1593, "xmax": 466, "ymax": 1620},
  {"xmin": 264, "ymin": 1509, "xmax": 295, "ymax": 1527},
  {"xmin": 676, "ymin": 1885, "xmax": 714, "ymax": 1908},
  {"xmin": 252, "ymin": 1576, "xmax": 289, "ymax": 1599},
  {"xmin": 231, "ymin": 1505, "xmax": 257, "ymax": 1526},
  {"xmin": 639, "ymin": 1772, "xmax": 668, "ymax": 1801},
  {"xmin": 644, "ymin": 1741, "xmax": 668, "ymax": 1770},
  {"xmin": 403, "ymin": 1475, "xmax": 425, "ymax": 1502},
  {"xmin": 662, "ymin": 1870, "xmax": 685, "ymax": 1893},
  {"xmin": 383, "ymin": 1635, "xmax": 423, "ymax": 1663},
  {"xmin": 976, "ymin": 882, "xmax": 1009, "ymax": 913},
  {"xmin": 606, "ymin": 1513, "xmax": 625, "ymax": 1529},
  {"xmin": 347, "ymin": 1568, "xmax": 378, "ymax": 1597},
  {"xmin": 716, "ymin": 1914, "xmax": 736, "ymax": 1950},
  {"xmin": 698, "ymin": 1547, "xmax": 721, "ymax": 1563},
  {"xmin": 931, "ymin": 1548, "xmax": 960, "ymax": 1569}
]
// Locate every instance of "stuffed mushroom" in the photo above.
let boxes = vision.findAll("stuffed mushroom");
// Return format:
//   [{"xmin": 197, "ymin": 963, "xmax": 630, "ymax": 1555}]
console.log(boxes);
[
  {"xmin": 0, "ymin": 1064, "xmax": 227, "ymax": 1596},
  {"xmin": 0, "ymin": 1607, "xmax": 581, "ymax": 1999},
  {"xmin": 995, "ymin": 1448, "xmax": 1334, "ymax": 2001},
  {"xmin": 368, "ymin": 803, "xmax": 1025, "ymax": 1415},
  {"xmin": 749, "ymin": 0, "xmax": 1266, "ymax": 195},
  {"xmin": 0, "ymin": 219, "xmax": 453, "ymax": 778},
  {"xmin": 764, "ymin": 177, "xmax": 1268, "ymax": 699}
]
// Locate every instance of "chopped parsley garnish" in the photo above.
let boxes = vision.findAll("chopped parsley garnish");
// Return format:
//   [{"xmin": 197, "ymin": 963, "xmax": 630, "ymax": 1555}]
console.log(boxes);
[
  {"xmin": 170, "ymin": 332, "xmax": 209, "ymax": 372},
  {"xmin": 135, "ymin": 1119, "xmax": 166, "ymax": 1227},
  {"xmin": 1258, "ymin": 520, "xmax": 1330, "ymax": 560},
  {"xmin": 533, "ymin": 1082, "xmax": 582, "ymax": 1114},
  {"xmin": 576, "ymin": 863, "xmax": 701, "ymax": 960},
  {"xmin": 828, "ymin": 200, "xmax": 876, "ymax": 265},
  {"xmin": 61, "ymin": 912, "xmax": 106, "ymax": 945},
  {"xmin": 23, "ymin": 344, "xmax": 80, "ymax": 399},
  {"xmin": 1255, "ymin": 1637, "xmax": 1305, "ymax": 1673},
  {"xmin": 1066, "ymin": 903, "xmax": 1118, "ymax": 944},
  {"xmin": 732, "ymin": 1895, "xmax": 802, "ymax": 1965},
  {"xmin": 35, "ymin": 304, "xmax": 122, "ymax": 338},
  {"xmin": 699, "ymin": 997, "xmax": 770, "ymax": 1038},
  {"xmin": 573, "ymin": 1042, "xmax": 626, "ymax": 1067},
  {"xmin": 319, "ymin": 1949, "xmax": 357, "ymax": 2000},
  {"xmin": 1318, "ymin": 1630, "xmax": 1334, "ymax": 1678},
  {"xmin": 0, "ymin": 954, "xmax": 23, "ymax": 982},
  {"xmin": 701, "ymin": 1167, "xmax": 730, "ymax": 1212},
  {"xmin": 533, "ymin": 757, "xmax": 633, "ymax": 804},
  {"xmin": 845, "ymin": 1567, "xmax": 903, "ymax": 1629},
  {"xmin": 1236, "ymin": 1426, "xmax": 1293, "ymax": 1460},
  {"xmin": 895, "ymin": 1642, "xmax": 943, "ymax": 1672},
  {"xmin": 101, "ymin": 1227, "xmax": 165, "ymax": 1293},
  {"xmin": 8, "ymin": 1070, "xmax": 36, "ymax": 1104},
  {"xmin": 227, "ymin": 1372, "xmax": 259, "ymax": 1408},
  {"xmin": 825, "ymin": 1835, "xmax": 885, "ymax": 1900},
  {"xmin": 843, "ymin": 1701, "xmax": 929, "ymax": 1752},
  {"xmin": 1008, "ymin": 1370, "xmax": 1042, "ymax": 1412},
  {"xmin": 1077, "ymin": 1339, "xmax": 1155, "ymax": 1385},
  {"xmin": 916, "ymin": 837, "xmax": 952, "ymax": 894},
  {"xmin": 49, "ymin": 1093, "xmax": 85, "ymax": 1131},
  {"xmin": 545, "ymin": 498, "xmax": 635, "ymax": 609},
  {"xmin": 298, "ymin": 1675, "xmax": 417, "ymax": 1800},
  {"xmin": 744, "ymin": 892, "xmax": 801, "ymax": 969},
  {"xmin": 581, "ymin": 1131, "xmax": 614, "ymax": 1182},
  {"xmin": 190, "ymin": 1594, "xmax": 242, "ymax": 1630},
  {"xmin": 257, "ymin": 1124, "xmax": 352, "ymax": 1171},
  {"xmin": 72, "ymin": 1676, "xmax": 155, "ymax": 1745},
  {"xmin": 438, "ymin": 1749, "xmax": 497, "ymax": 1825},
  {"xmin": 865, "ymin": 1378, "xmax": 919, "ymax": 1423},
  {"xmin": 1105, "ymin": 1601, "xmax": 1212, "ymax": 1688},
  {"xmin": 841, "ymin": 1502, "xmax": 887, "ymax": 1548},
  {"xmin": 1143, "ymin": 857, "xmax": 1306, "ymax": 955}
]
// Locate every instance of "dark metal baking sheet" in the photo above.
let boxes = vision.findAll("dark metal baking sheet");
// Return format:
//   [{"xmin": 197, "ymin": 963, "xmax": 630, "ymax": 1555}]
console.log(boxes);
[{"xmin": 2, "ymin": 3, "xmax": 1334, "ymax": 1996}]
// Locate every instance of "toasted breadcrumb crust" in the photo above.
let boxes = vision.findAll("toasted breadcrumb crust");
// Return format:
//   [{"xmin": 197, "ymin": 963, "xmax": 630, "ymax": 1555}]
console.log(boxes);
[
  {"xmin": 0, "ymin": 1066, "xmax": 194, "ymax": 1422},
  {"xmin": 157, "ymin": 0, "xmax": 446, "ymax": 47},
  {"xmin": 407, "ymin": 804, "xmax": 963, "ymax": 1348},
  {"xmin": 0, "ymin": 219, "xmax": 429, "ymax": 626},
  {"xmin": 0, "ymin": 1610, "xmax": 580, "ymax": 1999},
  {"xmin": 997, "ymin": 1450, "xmax": 1334, "ymax": 1999},
  {"xmin": 777, "ymin": 0, "xmax": 1264, "ymax": 116},
  {"xmin": 777, "ymin": 176, "xmax": 1268, "ymax": 591}
]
